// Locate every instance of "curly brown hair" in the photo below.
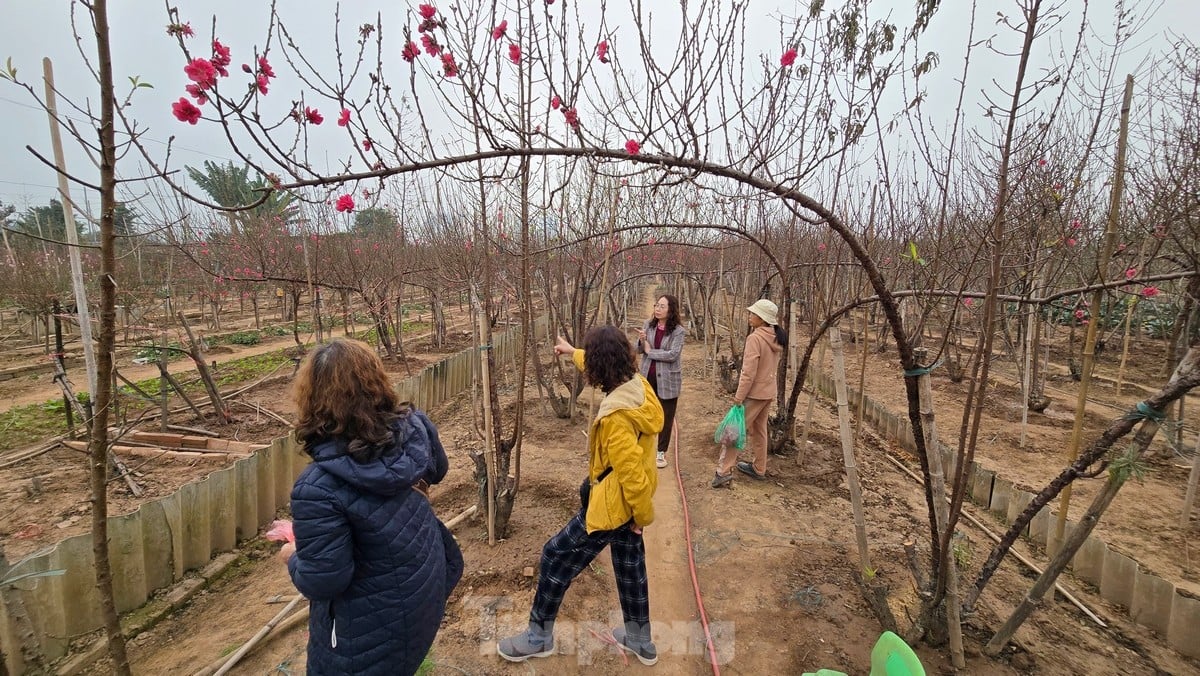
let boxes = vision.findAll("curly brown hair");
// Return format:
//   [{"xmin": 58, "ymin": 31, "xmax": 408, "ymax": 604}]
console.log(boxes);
[
  {"xmin": 292, "ymin": 338, "xmax": 407, "ymax": 461},
  {"xmin": 582, "ymin": 325, "xmax": 637, "ymax": 393}
]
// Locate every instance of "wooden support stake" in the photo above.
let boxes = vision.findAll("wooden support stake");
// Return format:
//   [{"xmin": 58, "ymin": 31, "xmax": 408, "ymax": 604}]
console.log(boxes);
[
  {"xmin": 915, "ymin": 347, "xmax": 965, "ymax": 668},
  {"xmin": 176, "ymin": 312, "xmax": 230, "ymax": 421},
  {"xmin": 444, "ymin": 504, "xmax": 479, "ymax": 531},
  {"xmin": 1056, "ymin": 75, "xmax": 1134, "ymax": 543},
  {"xmin": 113, "ymin": 368, "xmax": 158, "ymax": 403},
  {"xmin": 1182, "ymin": 426, "xmax": 1200, "ymax": 528},
  {"xmin": 201, "ymin": 596, "xmax": 307, "ymax": 676},
  {"xmin": 829, "ymin": 325, "xmax": 872, "ymax": 572}
]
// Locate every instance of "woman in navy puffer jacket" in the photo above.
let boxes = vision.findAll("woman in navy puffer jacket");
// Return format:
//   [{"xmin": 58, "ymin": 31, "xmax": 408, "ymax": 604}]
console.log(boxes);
[{"xmin": 284, "ymin": 339, "xmax": 463, "ymax": 675}]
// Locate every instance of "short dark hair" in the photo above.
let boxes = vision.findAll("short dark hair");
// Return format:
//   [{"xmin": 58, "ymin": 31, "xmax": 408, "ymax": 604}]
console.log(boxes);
[{"xmin": 582, "ymin": 325, "xmax": 637, "ymax": 393}]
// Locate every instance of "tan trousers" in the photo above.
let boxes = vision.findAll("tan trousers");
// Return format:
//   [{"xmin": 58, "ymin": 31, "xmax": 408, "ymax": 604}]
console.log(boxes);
[{"xmin": 719, "ymin": 397, "xmax": 771, "ymax": 475}]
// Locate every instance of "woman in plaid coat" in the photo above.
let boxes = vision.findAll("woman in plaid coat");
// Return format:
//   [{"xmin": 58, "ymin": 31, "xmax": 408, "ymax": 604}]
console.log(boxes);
[{"xmin": 636, "ymin": 294, "xmax": 686, "ymax": 469}]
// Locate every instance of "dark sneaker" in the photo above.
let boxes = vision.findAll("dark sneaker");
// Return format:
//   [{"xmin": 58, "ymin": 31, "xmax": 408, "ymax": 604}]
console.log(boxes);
[
  {"xmin": 612, "ymin": 627, "xmax": 658, "ymax": 666},
  {"xmin": 736, "ymin": 461, "xmax": 766, "ymax": 480},
  {"xmin": 498, "ymin": 629, "xmax": 554, "ymax": 662},
  {"xmin": 711, "ymin": 472, "xmax": 733, "ymax": 489}
]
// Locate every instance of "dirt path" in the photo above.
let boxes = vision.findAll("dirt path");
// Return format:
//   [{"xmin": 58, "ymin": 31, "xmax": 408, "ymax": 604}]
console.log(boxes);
[{"xmin": 644, "ymin": 422, "xmax": 710, "ymax": 671}]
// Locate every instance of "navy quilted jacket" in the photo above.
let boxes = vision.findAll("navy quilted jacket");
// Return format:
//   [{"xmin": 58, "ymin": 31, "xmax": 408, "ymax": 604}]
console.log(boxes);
[{"xmin": 288, "ymin": 410, "xmax": 464, "ymax": 676}]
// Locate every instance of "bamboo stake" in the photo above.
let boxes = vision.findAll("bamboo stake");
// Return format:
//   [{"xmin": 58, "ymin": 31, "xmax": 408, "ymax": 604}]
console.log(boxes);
[
  {"xmin": 1182, "ymin": 426, "xmax": 1200, "ymax": 528},
  {"xmin": 212, "ymin": 598, "xmax": 305, "ymax": 675},
  {"xmin": 445, "ymin": 504, "xmax": 479, "ymax": 530},
  {"xmin": 797, "ymin": 342, "xmax": 826, "ymax": 467},
  {"xmin": 200, "ymin": 599, "xmax": 308, "ymax": 676},
  {"xmin": 854, "ymin": 307, "xmax": 870, "ymax": 441},
  {"xmin": 1115, "ymin": 238, "xmax": 1152, "ymax": 394},
  {"xmin": 159, "ymin": 329, "xmax": 169, "ymax": 432},
  {"xmin": 44, "ymin": 58, "xmax": 98, "ymax": 401},
  {"xmin": 228, "ymin": 399, "xmax": 292, "ymax": 427},
  {"xmin": 475, "ymin": 290, "xmax": 497, "ymax": 546},
  {"xmin": 914, "ymin": 348, "xmax": 964, "ymax": 668},
  {"xmin": 1019, "ymin": 272, "xmax": 1040, "ymax": 449},
  {"xmin": 829, "ymin": 325, "xmax": 871, "ymax": 572},
  {"xmin": 1056, "ymin": 75, "xmax": 1134, "ymax": 545}
]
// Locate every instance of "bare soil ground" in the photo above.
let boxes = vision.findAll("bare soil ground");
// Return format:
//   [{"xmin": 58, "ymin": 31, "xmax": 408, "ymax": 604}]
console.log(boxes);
[
  {"xmin": 5, "ymin": 292, "xmax": 1197, "ymax": 675},
  {"xmin": 77, "ymin": 331, "xmax": 1198, "ymax": 676}
]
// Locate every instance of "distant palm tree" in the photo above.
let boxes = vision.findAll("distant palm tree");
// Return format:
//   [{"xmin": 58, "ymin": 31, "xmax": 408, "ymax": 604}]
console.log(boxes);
[{"xmin": 186, "ymin": 161, "xmax": 297, "ymax": 234}]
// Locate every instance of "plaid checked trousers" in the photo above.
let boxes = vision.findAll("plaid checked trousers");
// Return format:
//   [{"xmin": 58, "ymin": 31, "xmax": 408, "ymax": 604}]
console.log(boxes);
[{"xmin": 528, "ymin": 511, "xmax": 650, "ymax": 634}]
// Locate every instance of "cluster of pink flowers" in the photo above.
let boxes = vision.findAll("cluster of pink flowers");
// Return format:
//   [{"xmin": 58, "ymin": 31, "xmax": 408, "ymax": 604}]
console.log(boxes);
[
  {"xmin": 172, "ymin": 98, "xmax": 202, "ymax": 125},
  {"xmin": 508, "ymin": 43, "xmax": 522, "ymax": 64},
  {"xmin": 402, "ymin": 4, "xmax": 458, "ymax": 78},
  {"xmin": 781, "ymin": 48, "xmax": 797, "ymax": 67},
  {"xmin": 421, "ymin": 34, "xmax": 442, "ymax": 57},
  {"xmin": 562, "ymin": 107, "xmax": 579, "ymax": 129},
  {"xmin": 304, "ymin": 107, "xmax": 323, "ymax": 125},
  {"xmin": 492, "ymin": 20, "xmax": 508, "ymax": 41},
  {"xmin": 417, "ymin": 4, "xmax": 442, "ymax": 33},
  {"xmin": 335, "ymin": 194, "xmax": 355, "ymax": 213},
  {"xmin": 597, "ymin": 40, "xmax": 610, "ymax": 64},
  {"xmin": 625, "ymin": 139, "xmax": 640, "ymax": 155},
  {"xmin": 171, "ymin": 26, "xmax": 286, "ymax": 125},
  {"xmin": 256, "ymin": 55, "xmax": 276, "ymax": 94},
  {"xmin": 441, "ymin": 52, "xmax": 460, "ymax": 77},
  {"xmin": 338, "ymin": 108, "xmax": 351, "ymax": 126}
]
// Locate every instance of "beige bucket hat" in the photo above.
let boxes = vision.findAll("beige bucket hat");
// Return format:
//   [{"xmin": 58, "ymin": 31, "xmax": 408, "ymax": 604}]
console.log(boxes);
[{"xmin": 747, "ymin": 299, "xmax": 779, "ymax": 325}]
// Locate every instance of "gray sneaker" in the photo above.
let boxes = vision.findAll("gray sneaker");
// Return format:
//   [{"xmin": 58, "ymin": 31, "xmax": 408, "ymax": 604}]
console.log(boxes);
[
  {"xmin": 711, "ymin": 471, "xmax": 733, "ymax": 488},
  {"xmin": 656, "ymin": 451, "xmax": 667, "ymax": 468},
  {"xmin": 612, "ymin": 626, "xmax": 658, "ymax": 666},
  {"xmin": 498, "ymin": 627, "xmax": 554, "ymax": 662}
]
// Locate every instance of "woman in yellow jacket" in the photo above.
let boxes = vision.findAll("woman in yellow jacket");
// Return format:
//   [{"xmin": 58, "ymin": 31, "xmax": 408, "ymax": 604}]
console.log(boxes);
[
  {"xmin": 499, "ymin": 325, "xmax": 664, "ymax": 666},
  {"xmin": 713, "ymin": 299, "xmax": 787, "ymax": 488}
]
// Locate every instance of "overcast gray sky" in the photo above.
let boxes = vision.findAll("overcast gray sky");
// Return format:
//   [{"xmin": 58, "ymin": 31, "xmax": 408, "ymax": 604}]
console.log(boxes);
[{"xmin": 0, "ymin": 0, "xmax": 1193, "ymax": 214}]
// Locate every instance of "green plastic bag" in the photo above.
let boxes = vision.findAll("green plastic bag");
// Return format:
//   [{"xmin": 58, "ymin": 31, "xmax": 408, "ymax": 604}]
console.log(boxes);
[{"xmin": 714, "ymin": 404, "xmax": 746, "ymax": 450}]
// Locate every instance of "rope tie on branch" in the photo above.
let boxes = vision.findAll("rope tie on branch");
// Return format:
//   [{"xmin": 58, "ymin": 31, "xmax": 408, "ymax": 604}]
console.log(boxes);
[
  {"xmin": 1121, "ymin": 401, "xmax": 1166, "ymax": 422},
  {"xmin": 903, "ymin": 359, "xmax": 943, "ymax": 377}
]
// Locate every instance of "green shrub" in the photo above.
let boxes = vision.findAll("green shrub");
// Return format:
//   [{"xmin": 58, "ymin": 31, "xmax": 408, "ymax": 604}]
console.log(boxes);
[{"xmin": 225, "ymin": 331, "xmax": 262, "ymax": 346}]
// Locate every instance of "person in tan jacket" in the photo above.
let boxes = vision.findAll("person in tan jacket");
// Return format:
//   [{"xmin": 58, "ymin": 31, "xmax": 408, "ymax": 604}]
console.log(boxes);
[{"xmin": 713, "ymin": 299, "xmax": 787, "ymax": 487}]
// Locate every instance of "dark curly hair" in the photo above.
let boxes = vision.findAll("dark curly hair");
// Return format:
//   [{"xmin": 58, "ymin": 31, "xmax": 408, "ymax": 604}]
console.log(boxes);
[
  {"xmin": 647, "ymin": 294, "xmax": 681, "ymax": 334},
  {"xmin": 582, "ymin": 325, "xmax": 637, "ymax": 393},
  {"xmin": 292, "ymin": 338, "xmax": 409, "ymax": 462}
]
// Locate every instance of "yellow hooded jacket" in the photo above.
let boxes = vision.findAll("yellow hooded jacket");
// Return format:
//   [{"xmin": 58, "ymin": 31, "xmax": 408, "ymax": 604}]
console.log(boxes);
[{"xmin": 572, "ymin": 349, "xmax": 664, "ymax": 533}]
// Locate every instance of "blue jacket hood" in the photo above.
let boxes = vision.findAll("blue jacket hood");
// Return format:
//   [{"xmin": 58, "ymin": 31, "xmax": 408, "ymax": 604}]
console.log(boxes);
[{"xmin": 306, "ymin": 414, "xmax": 434, "ymax": 497}]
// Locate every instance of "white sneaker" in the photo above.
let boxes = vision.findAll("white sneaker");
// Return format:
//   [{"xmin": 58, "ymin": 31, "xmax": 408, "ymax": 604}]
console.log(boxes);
[{"xmin": 655, "ymin": 451, "xmax": 667, "ymax": 468}]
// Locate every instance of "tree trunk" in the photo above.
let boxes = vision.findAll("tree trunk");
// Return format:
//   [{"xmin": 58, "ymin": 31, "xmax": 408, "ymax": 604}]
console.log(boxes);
[{"xmin": 74, "ymin": 7, "xmax": 133, "ymax": 669}]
